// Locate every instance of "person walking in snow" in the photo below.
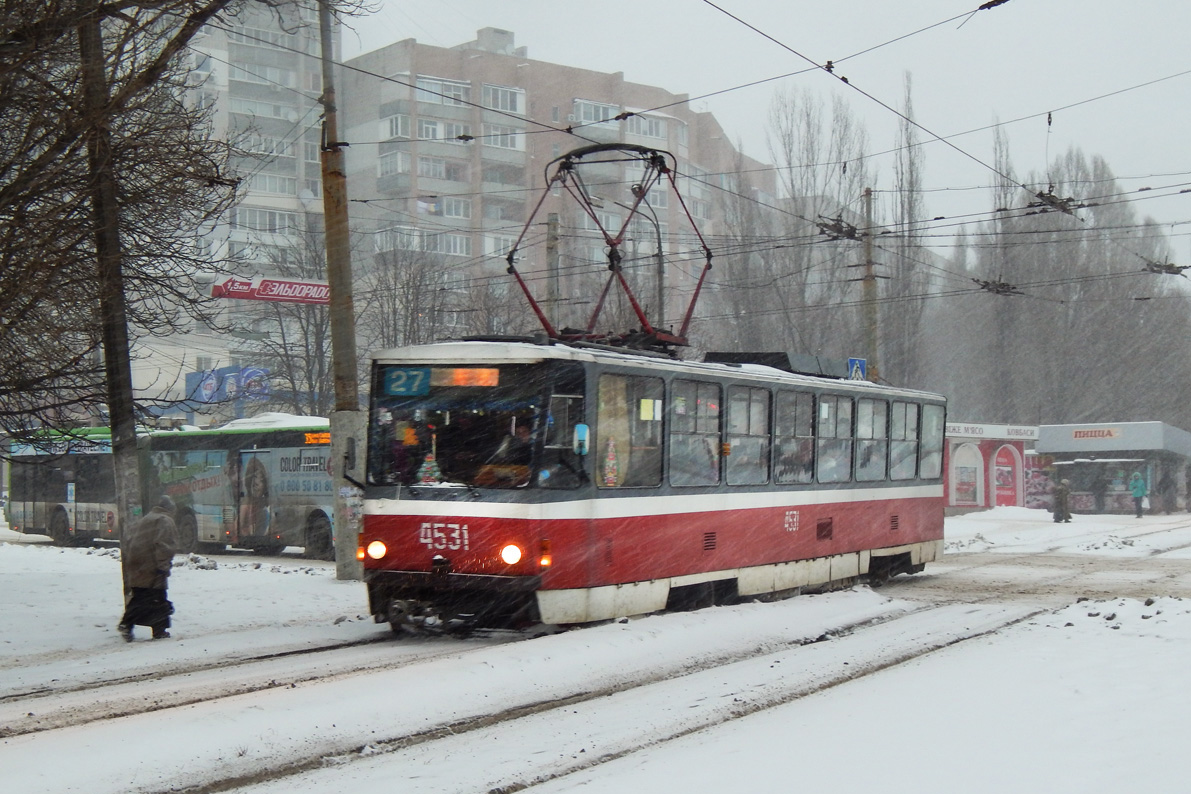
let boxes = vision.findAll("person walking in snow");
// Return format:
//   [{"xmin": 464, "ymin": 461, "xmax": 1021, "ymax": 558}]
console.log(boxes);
[
  {"xmin": 1129, "ymin": 472, "xmax": 1148, "ymax": 519},
  {"xmin": 117, "ymin": 495, "xmax": 179, "ymax": 641},
  {"xmin": 1052, "ymin": 478, "xmax": 1072, "ymax": 523}
]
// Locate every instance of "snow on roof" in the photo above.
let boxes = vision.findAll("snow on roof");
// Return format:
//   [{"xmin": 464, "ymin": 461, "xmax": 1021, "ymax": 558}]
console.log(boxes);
[{"xmin": 217, "ymin": 413, "xmax": 329, "ymax": 430}]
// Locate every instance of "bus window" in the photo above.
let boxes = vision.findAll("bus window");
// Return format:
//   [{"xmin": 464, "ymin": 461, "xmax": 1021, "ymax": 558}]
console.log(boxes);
[
  {"xmin": 816, "ymin": 395, "xmax": 853, "ymax": 483},
  {"xmin": 774, "ymin": 391, "xmax": 814, "ymax": 484},
  {"xmin": 919, "ymin": 404, "xmax": 946, "ymax": 479},
  {"xmin": 890, "ymin": 402, "xmax": 919, "ymax": 480},
  {"xmin": 669, "ymin": 379, "xmax": 720, "ymax": 487},
  {"xmin": 597, "ymin": 374, "xmax": 663, "ymax": 488},
  {"xmin": 855, "ymin": 399, "xmax": 888, "ymax": 482},
  {"xmin": 726, "ymin": 386, "xmax": 770, "ymax": 485}
]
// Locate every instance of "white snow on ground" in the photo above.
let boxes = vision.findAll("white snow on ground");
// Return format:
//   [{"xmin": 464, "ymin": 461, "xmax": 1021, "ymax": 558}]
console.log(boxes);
[{"xmin": 2, "ymin": 507, "xmax": 1190, "ymax": 793}]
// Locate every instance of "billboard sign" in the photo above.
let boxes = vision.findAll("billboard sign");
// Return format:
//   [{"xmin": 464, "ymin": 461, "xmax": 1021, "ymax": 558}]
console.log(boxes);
[{"xmin": 211, "ymin": 275, "xmax": 330, "ymax": 305}]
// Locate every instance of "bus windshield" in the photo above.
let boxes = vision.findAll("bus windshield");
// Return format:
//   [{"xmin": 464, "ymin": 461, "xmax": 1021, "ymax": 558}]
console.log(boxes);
[{"xmin": 368, "ymin": 363, "xmax": 554, "ymax": 489}]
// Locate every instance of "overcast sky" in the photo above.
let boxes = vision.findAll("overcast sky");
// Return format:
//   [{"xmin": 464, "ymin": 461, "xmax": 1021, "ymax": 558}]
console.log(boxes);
[{"xmin": 339, "ymin": 0, "xmax": 1191, "ymax": 251}]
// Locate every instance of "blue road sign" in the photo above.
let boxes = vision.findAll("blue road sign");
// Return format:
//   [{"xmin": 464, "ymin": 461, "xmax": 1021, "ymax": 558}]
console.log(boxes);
[{"xmin": 847, "ymin": 357, "xmax": 867, "ymax": 380}]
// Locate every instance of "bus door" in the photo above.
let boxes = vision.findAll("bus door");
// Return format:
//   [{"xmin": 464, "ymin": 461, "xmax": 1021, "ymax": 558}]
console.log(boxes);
[{"xmin": 237, "ymin": 449, "xmax": 274, "ymax": 543}]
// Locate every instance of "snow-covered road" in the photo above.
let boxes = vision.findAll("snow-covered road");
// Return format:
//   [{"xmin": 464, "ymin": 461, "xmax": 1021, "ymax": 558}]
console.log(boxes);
[{"xmin": 3, "ymin": 507, "xmax": 1191, "ymax": 794}]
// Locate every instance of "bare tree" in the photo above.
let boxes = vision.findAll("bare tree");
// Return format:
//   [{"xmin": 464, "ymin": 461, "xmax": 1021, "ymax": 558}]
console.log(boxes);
[
  {"xmin": 763, "ymin": 87, "xmax": 875, "ymax": 359},
  {"xmin": 880, "ymin": 73, "xmax": 930, "ymax": 386}
]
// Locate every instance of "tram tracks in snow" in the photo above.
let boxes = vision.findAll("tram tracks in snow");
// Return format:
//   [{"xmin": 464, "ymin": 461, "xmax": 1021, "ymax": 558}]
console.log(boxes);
[
  {"xmin": 0, "ymin": 631, "xmax": 518, "ymax": 738},
  {"xmin": 173, "ymin": 601, "xmax": 1041, "ymax": 794}
]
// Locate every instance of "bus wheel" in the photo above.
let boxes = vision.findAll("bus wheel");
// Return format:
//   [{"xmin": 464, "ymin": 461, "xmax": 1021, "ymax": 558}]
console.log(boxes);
[
  {"xmin": 49, "ymin": 510, "xmax": 71, "ymax": 546},
  {"xmin": 304, "ymin": 513, "xmax": 334, "ymax": 561},
  {"xmin": 175, "ymin": 513, "xmax": 198, "ymax": 554}
]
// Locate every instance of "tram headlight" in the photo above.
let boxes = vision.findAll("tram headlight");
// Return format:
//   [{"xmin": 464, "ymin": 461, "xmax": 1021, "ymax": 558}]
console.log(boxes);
[
  {"xmin": 500, "ymin": 543, "xmax": 523, "ymax": 565},
  {"xmin": 366, "ymin": 540, "xmax": 388, "ymax": 560}
]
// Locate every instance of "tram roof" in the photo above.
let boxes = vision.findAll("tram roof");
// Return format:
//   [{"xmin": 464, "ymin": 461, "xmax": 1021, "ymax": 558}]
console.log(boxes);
[{"xmin": 371, "ymin": 340, "xmax": 944, "ymax": 402}]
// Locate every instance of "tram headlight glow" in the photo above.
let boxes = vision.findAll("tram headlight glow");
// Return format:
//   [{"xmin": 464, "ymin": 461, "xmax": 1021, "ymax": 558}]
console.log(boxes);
[
  {"xmin": 500, "ymin": 543, "xmax": 523, "ymax": 565},
  {"xmin": 366, "ymin": 540, "xmax": 388, "ymax": 560}
]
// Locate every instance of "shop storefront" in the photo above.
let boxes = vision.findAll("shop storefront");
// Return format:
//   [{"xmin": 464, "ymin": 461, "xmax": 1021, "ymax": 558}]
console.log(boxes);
[
  {"xmin": 944, "ymin": 422, "xmax": 1038, "ymax": 514},
  {"xmin": 1035, "ymin": 422, "xmax": 1191, "ymax": 514}
]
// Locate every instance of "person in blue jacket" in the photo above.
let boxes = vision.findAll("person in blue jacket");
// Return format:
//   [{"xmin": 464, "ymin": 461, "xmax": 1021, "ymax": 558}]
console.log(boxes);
[{"xmin": 1129, "ymin": 472, "xmax": 1148, "ymax": 518}]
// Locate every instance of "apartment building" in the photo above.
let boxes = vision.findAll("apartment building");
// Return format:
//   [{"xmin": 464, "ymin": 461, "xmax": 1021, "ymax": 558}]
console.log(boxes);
[
  {"xmin": 341, "ymin": 27, "xmax": 777, "ymax": 338},
  {"xmin": 141, "ymin": 2, "xmax": 334, "ymax": 423}
]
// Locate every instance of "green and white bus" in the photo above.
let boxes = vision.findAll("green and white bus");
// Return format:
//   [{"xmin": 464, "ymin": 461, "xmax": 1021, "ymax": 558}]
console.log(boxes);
[{"xmin": 5, "ymin": 414, "xmax": 336, "ymax": 559}]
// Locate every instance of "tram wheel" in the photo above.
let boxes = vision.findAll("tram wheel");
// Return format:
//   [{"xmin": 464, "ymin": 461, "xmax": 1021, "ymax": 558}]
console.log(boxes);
[
  {"xmin": 303, "ymin": 513, "xmax": 334, "ymax": 561},
  {"xmin": 175, "ymin": 513, "xmax": 198, "ymax": 554},
  {"xmin": 49, "ymin": 509, "xmax": 71, "ymax": 546}
]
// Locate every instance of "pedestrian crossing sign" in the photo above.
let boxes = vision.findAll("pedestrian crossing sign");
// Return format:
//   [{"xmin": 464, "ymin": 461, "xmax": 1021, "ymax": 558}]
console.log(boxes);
[{"xmin": 847, "ymin": 357, "xmax": 867, "ymax": 380}]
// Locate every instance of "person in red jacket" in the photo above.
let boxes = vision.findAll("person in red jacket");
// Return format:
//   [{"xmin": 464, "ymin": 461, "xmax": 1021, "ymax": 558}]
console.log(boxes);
[{"xmin": 117, "ymin": 495, "xmax": 179, "ymax": 641}]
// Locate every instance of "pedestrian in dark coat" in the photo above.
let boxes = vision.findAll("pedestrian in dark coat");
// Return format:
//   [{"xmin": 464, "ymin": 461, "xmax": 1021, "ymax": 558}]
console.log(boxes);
[
  {"xmin": 1090, "ymin": 471, "xmax": 1108, "ymax": 513},
  {"xmin": 1158, "ymin": 470, "xmax": 1176, "ymax": 514},
  {"xmin": 1052, "ymin": 478, "xmax": 1072, "ymax": 523},
  {"xmin": 118, "ymin": 495, "xmax": 179, "ymax": 641}
]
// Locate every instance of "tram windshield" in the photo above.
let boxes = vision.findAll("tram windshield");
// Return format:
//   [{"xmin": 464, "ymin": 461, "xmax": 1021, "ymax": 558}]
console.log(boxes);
[{"xmin": 368, "ymin": 362, "xmax": 584, "ymax": 489}]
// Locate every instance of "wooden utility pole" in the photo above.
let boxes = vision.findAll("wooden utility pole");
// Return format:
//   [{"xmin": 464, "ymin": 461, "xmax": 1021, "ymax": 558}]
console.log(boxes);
[
  {"xmin": 78, "ymin": 1, "xmax": 142, "ymax": 588},
  {"xmin": 318, "ymin": 1, "xmax": 364, "ymax": 579},
  {"xmin": 862, "ymin": 187, "xmax": 880, "ymax": 383}
]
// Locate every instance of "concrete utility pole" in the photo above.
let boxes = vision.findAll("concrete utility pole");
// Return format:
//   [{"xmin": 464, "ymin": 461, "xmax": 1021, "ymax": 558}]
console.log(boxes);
[
  {"xmin": 78, "ymin": 2, "xmax": 142, "ymax": 590},
  {"xmin": 546, "ymin": 213, "xmax": 560, "ymax": 328},
  {"xmin": 318, "ymin": 1, "xmax": 364, "ymax": 579},
  {"xmin": 862, "ymin": 187, "xmax": 880, "ymax": 383}
]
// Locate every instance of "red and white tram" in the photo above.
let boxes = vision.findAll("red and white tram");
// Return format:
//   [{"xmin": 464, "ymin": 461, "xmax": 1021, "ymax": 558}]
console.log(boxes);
[{"xmin": 360, "ymin": 339, "xmax": 946, "ymax": 631}]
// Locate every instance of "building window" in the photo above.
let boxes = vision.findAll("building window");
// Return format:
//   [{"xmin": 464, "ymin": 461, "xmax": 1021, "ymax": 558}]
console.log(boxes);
[
  {"xmin": 483, "ymin": 84, "xmax": 525, "ymax": 114},
  {"xmin": 417, "ymin": 119, "xmax": 440, "ymax": 140},
  {"xmin": 443, "ymin": 121, "xmax": 472, "ymax": 143},
  {"xmin": 486, "ymin": 233, "xmax": 517, "ymax": 256},
  {"xmin": 245, "ymin": 173, "xmax": 297, "ymax": 195},
  {"xmin": 440, "ymin": 233, "xmax": 472, "ymax": 256},
  {"xmin": 228, "ymin": 64, "xmax": 296, "ymax": 88},
  {"xmin": 481, "ymin": 123, "xmax": 524, "ymax": 151},
  {"xmin": 416, "ymin": 76, "xmax": 470, "ymax": 106},
  {"xmin": 379, "ymin": 151, "xmax": 411, "ymax": 177},
  {"xmin": 375, "ymin": 226, "xmax": 421, "ymax": 252},
  {"xmin": 625, "ymin": 114, "xmax": 666, "ymax": 139},
  {"xmin": 573, "ymin": 100, "xmax": 619, "ymax": 125},
  {"xmin": 443, "ymin": 197, "xmax": 471, "ymax": 219},
  {"xmin": 244, "ymin": 135, "xmax": 295, "ymax": 158},
  {"xmin": 418, "ymin": 156, "xmax": 446, "ymax": 179},
  {"xmin": 229, "ymin": 98, "xmax": 299, "ymax": 121},
  {"xmin": 230, "ymin": 207, "xmax": 299, "ymax": 234},
  {"xmin": 381, "ymin": 114, "xmax": 410, "ymax": 140}
]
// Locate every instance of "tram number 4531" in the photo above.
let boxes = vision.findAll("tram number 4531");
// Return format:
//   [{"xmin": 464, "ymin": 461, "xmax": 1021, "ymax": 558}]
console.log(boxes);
[{"xmin": 419, "ymin": 522, "xmax": 471, "ymax": 551}]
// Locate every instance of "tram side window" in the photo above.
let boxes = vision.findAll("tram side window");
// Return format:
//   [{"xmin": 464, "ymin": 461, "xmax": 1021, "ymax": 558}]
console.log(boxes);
[
  {"xmin": 774, "ymin": 391, "xmax": 814, "ymax": 484},
  {"xmin": 889, "ymin": 402, "xmax": 919, "ymax": 480},
  {"xmin": 816, "ymin": 395, "xmax": 853, "ymax": 483},
  {"xmin": 670, "ymin": 379, "xmax": 721, "ymax": 486},
  {"xmin": 726, "ymin": 386, "xmax": 770, "ymax": 485},
  {"xmin": 597, "ymin": 374, "xmax": 663, "ymax": 488},
  {"xmin": 919, "ymin": 404, "xmax": 946, "ymax": 479},
  {"xmin": 855, "ymin": 399, "xmax": 888, "ymax": 482}
]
